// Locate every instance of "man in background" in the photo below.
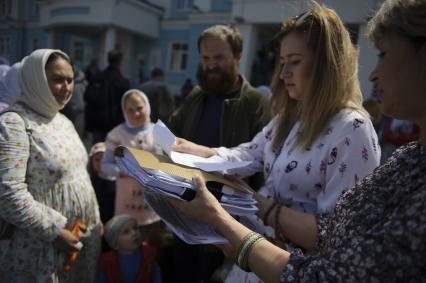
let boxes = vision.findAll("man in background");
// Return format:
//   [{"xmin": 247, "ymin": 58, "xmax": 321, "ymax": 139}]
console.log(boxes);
[
  {"xmin": 168, "ymin": 24, "xmax": 271, "ymax": 283},
  {"xmin": 85, "ymin": 50, "xmax": 131, "ymax": 143},
  {"xmin": 139, "ymin": 67, "xmax": 174, "ymax": 123}
]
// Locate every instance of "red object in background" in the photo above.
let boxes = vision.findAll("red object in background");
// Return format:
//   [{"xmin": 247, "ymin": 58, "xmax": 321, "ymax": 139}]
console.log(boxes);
[{"xmin": 383, "ymin": 118, "xmax": 420, "ymax": 146}]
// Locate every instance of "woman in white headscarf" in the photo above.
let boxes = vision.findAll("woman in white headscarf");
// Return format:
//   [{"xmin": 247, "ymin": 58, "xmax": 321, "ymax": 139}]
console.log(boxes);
[
  {"xmin": 0, "ymin": 62, "xmax": 21, "ymax": 112},
  {"xmin": 0, "ymin": 64, "xmax": 11, "ymax": 111},
  {"xmin": 101, "ymin": 89, "xmax": 161, "ymax": 228},
  {"xmin": 0, "ymin": 49, "xmax": 101, "ymax": 282}
]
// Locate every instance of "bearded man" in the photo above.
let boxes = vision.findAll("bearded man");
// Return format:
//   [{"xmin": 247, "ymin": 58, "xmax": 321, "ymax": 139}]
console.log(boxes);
[
  {"xmin": 168, "ymin": 25, "xmax": 271, "ymax": 283},
  {"xmin": 169, "ymin": 25, "xmax": 270, "ymax": 148}
]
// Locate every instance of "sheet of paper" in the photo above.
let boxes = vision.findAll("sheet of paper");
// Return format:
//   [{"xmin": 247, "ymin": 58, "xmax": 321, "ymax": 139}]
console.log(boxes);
[
  {"xmin": 153, "ymin": 120, "xmax": 252, "ymax": 172},
  {"xmin": 153, "ymin": 119, "xmax": 175, "ymax": 155}
]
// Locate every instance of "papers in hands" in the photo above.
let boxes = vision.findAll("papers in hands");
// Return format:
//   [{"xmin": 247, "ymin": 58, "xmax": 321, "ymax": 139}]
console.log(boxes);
[
  {"xmin": 115, "ymin": 146, "xmax": 260, "ymax": 244},
  {"xmin": 153, "ymin": 120, "xmax": 251, "ymax": 172}
]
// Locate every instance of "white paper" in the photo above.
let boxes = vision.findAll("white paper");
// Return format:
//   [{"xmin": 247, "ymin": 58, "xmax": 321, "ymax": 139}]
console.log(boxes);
[
  {"xmin": 153, "ymin": 120, "xmax": 252, "ymax": 172},
  {"xmin": 153, "ymin": 119, "xmax": 175, "ymax": 155},
  {"xmin": 116, "ymin": 147, "xmax": 260, "ymax": 244}
]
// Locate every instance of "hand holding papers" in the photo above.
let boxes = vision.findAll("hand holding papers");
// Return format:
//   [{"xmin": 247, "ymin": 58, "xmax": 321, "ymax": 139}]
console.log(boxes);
[
  {"xmin": 115, "ymin": 146, "xmax": 258, "ymax": 244},
  {"xmin": 153, "ymin": 120, "xmax": 252, "ymax": 172}
]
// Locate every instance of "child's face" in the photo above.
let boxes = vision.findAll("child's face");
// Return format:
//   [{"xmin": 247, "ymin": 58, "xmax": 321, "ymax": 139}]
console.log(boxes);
[
  {"xmin": 91, "ymin": 152, "xmax": 103, "ymax": 174},
  {"xmin": 124, "ymin": 94, "xmax": 148, "ymax": 128},
  {"xmin": 116, "ymin": 219, "xmax": 142, "ymax": 254}
]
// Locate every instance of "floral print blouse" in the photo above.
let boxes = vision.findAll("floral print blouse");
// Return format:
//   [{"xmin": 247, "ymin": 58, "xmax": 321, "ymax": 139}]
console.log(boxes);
[
  {"xmin": 0, "ymin": 103, "xmax": 101, "ymax": 282},
  {"xmin": 281, "ymin": 142, "xmax": 426, "ymax": 282},
  {"xmin": 217, "ymin": 109, "xmax": 381, "ymax": 214}
]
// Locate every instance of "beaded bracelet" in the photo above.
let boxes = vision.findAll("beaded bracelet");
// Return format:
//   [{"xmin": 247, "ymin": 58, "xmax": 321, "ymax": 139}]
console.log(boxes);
[
  {"xmin": 235, "ymin": 232, "xmax": 265, "ymax": 272},
  {"xmin": 262, "ymin": 202, "xmax": 277, "ymax": 226}
]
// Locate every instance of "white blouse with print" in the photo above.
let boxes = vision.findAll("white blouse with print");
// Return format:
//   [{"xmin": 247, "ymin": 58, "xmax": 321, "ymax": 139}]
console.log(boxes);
[{"xmin": 217, "ymin": 109, "xmax": 381, "ymax": 214}]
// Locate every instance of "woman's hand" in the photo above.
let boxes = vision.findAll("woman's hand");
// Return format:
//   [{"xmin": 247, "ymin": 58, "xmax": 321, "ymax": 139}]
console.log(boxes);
[
  {"xmin": 253, "ymin": 192, "xmax": 275, "ymax": 220},
  {"xmin": 53, "ymin": 228, "xmax": 80, "ymax": 253},
  {"xmin": 118, "ymin": 171, "xmax": 129, "ymax": 178},
  {"xmin": 168, "ymin": 175, "xmax": 230, "ymax": 226},
  {"xmin": 172, "ymin": 138, "xmax": 217, "ymax": 158}
]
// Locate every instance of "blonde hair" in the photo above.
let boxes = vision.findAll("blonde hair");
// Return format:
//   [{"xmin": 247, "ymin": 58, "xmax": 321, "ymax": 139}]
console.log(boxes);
[
  {"xmin": 368, "ymin": 0, "xmax": 426, "ymax": 44},
  {"xmin": 270, "ymin": 2, "xmax": 366, "ymax": 150}
]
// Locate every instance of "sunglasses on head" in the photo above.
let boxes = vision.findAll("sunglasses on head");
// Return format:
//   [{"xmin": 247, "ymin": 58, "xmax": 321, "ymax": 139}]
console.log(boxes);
[{"xmin": 294, "ymin": 11, "xmax": 314, "ymax": 27}]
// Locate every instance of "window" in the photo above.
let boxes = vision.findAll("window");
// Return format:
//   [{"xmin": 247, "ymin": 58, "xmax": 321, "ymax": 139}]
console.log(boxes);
[
  {"xmin": 73, "ymin": 41, "xmax": 84, "ymax": 62},
  {"xmin": 0, "ymin": 0, "xmax": 11, "ymax": 18},
  {"xmin": 169, "ymin": 42, "xmax": 187, "ymax": 72},
  {"xmin": 0, "ymin": 35, "xmax": 10, "ymax": 58}
]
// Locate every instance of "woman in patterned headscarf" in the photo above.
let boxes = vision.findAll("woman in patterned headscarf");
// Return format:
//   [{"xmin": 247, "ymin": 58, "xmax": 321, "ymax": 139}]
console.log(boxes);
[{"xmin": 0, "ymin": 49, "xmax": 101, "ymax": 282}]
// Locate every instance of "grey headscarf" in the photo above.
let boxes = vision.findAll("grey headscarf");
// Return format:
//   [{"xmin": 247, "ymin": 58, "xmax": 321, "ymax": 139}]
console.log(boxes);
[
  {"xmin": 104, "ymin": 214, "xmax": 134, "ymax": 249},
  {"xmin": 18, "ymin": 49, "xmax": 71, "ymax": 118}
]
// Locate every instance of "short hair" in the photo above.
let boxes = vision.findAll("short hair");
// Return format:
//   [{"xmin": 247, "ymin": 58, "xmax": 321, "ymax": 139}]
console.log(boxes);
[
  {"xmin": 151, "ymin": 67, "xmax": 164, "ymax": 78},
  {"xmin": 197, "ymin": 25, "xmax": 243, "ymax": 56},
  {"xmin": 107, "ymin": 50, "xmax": 123, "ymax": 66},
  {"xmin": 368, "ymin": 0, "xmax": 426, "ymax": 45}
]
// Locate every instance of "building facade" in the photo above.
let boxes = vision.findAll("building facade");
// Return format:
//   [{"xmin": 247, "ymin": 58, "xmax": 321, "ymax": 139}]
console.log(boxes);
[{"xmin": 0, "ymin": 0, "xmax": 382, "ymax": 97}]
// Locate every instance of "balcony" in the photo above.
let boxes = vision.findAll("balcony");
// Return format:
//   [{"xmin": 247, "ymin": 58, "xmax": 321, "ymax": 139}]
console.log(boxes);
[{"xmin": 38, "ymin": 0, "xmax": 163, "ymax": 38}]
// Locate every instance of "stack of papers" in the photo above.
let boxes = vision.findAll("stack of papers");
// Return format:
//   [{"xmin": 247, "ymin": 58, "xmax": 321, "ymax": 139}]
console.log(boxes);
[{"xmin": 115, "ymin": 146, "xmax": 259, "ymax": 244}]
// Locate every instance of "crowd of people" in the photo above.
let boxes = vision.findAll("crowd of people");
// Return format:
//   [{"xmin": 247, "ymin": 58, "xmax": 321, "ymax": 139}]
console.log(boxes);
[{"xmin": 0, "ymin": 0, "xmax": 424, "ymax": 282}]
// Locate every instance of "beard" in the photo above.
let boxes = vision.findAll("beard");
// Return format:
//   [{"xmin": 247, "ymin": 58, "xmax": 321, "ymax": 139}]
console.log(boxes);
[{"xmin": 196, "ymin": 64, "xmax": 238, "ymax": 95}]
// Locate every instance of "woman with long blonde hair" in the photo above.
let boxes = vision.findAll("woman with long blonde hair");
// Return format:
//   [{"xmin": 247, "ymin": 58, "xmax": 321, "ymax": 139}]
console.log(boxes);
[
  {"xmin": 171, "ymin": 0, "xmax": 426, "ymax": 281},
  {"xmin": 173, "ymin": 2, "xmax": 381, "ymax": 282}
]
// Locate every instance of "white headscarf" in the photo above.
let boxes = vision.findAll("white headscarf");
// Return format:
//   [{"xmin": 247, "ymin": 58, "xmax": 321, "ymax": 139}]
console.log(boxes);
[
  {"xmin": 18, "ymin": 49, "xmax": 71, "ymax": 118},
  {"xmin": 0, "ymin": 64, "xmax": 11, "ymax": 103},
  {"xmin": 121, "ymin": 89, "xmax": 151, "ymax": 129},
  {"xmin": 0, "ymin": 62, "xmax": 21, "ymax": 104},
  {"xmin": 0, "ymin": 64, "xmax": 10, "ymax": 77}
]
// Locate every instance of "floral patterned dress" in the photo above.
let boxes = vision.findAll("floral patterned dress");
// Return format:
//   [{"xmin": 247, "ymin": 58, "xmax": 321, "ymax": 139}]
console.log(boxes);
[
  {"xmin": 0, "ymin": 103, "xmax": 101, "ymax": 283},
  {"xmin": 281, "ymin": 142, "xmax": 426, "ymax": 282}
]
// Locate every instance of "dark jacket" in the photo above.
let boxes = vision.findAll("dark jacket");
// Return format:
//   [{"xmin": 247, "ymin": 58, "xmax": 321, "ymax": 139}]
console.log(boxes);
[
  {"xmin": 139, "ymin": 80, "xmax": 174, "ymax": 123},
  {"xmin": 85, "ymin": 65, "xmax": 131, "ymax": 134},
  {"xmin": 167, "ymin": 75, "xmax": 271, "ymax": 283},
  {"xmin": 168, "ymin": 75, "xmax": 271, "ymax": 148}
]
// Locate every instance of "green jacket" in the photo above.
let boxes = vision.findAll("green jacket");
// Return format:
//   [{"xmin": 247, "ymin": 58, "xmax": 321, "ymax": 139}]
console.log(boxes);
[{"xmin": 168, "ymin": 75, "xmax": 271, "ymax": 148}]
